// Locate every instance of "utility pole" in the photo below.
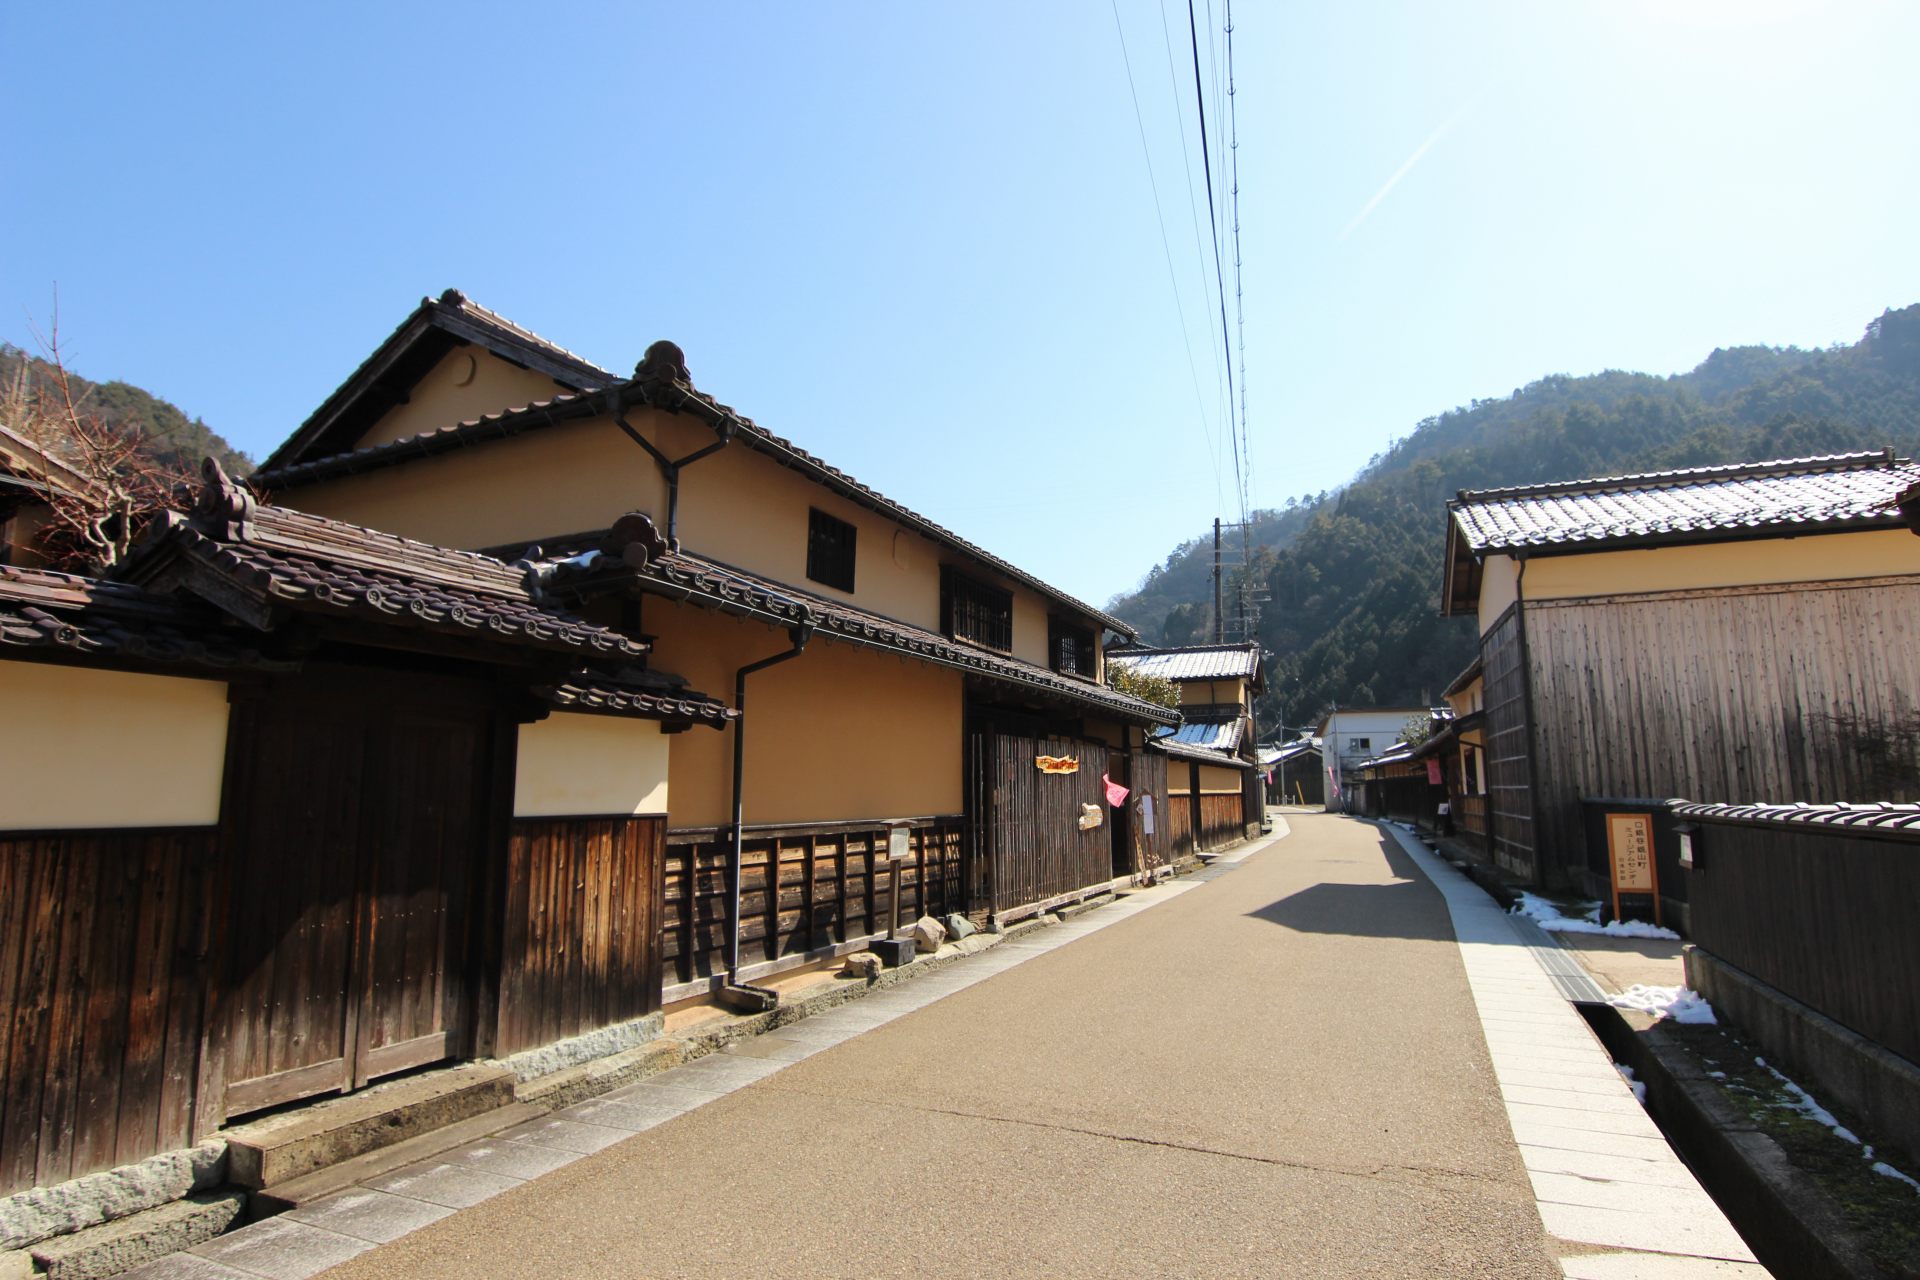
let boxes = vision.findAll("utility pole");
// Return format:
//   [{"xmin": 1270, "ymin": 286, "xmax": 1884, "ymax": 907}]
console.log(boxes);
[{"xmin": 1212, "ymin": 517, "xmax": 1223, "ymax": 643}]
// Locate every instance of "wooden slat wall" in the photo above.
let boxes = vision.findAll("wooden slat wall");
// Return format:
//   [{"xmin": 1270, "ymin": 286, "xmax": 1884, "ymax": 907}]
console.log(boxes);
[
  {"xmin": 0, "ymin": 828, "xmax": 216, "ymax": 1197},
  {"xmin": 496, "ymin": 816, "xmax": 665, "ymax": 1057},
  {"xmin": 1456, "ymin": 795, "xmax": 1490, "ymax": 841},
  {"xmin": 1526, "ymin": 578, "xmax": 1920, "ymax": 885},
  {"xmin": 1131, "ymin": 749, "xmax": 1173, "ymax": 870},
  {"xmin": 1241, "ymin": 769, "xmax": 1265, "ymax": 838},
  {"xmin": 1481, "ymin": 607, "xmax": 1537, "ymax": 882},
  {"xmin": 1196, "ymin": 793, "xmax": 1243, "ymax": 849},
  {"xmin": 1690, "ymin": 817, "xmax": 1920, "ymax": 1067},
  {"xmin": 1166, "ymin": 793, "xmax": 1193, "ymax": 856},
  {"xmin": 982, "ymin": 733, "xmax": 1114, "ymax": 915},
  {"xmin": 662, "ymin": 818, "xmax": 965, "ymax": 986}
]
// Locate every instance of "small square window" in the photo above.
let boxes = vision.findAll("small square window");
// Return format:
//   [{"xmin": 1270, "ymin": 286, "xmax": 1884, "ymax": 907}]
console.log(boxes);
[
  {"xmin": 1050, "ymin": 618, "xmax": 1095, "ymax": 678},
  {"xmin": 807, "ymin": 508, "xmax": 856, "ymax": 592},
  {"xmin": 942, "ymin": 567, "xmax": 1013, "ymax": 652}
]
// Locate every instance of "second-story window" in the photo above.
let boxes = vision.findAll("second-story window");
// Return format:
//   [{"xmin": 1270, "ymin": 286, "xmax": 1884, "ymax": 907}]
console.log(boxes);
[
  {"xmin": 807, "ymin": 508, "xmax": 857, "ymax": 592},
  {"xmin": 1050, "ymin": 618, "xmax": 1095, "ymax": 678},
  {"xmin": 942, "ymin": 567, "xmax": 1012, "ymax": 652}
]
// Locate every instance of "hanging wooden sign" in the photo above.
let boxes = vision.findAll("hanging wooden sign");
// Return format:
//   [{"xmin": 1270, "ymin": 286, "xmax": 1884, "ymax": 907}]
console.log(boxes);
[
  {"xmin": 1605, "ymin": 812, "xmax": 1661, "ymax": 926},
  {"xmin": 1035, "ymin": 755, "xmax": 1080, "ymax": 775}
]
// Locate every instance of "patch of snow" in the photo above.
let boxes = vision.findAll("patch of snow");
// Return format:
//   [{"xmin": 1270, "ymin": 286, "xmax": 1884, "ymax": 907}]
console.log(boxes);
[
  {"xmin": 1872, "ymin": 1162, "xmax": 1920, "ymax": 1193},
  {"xmin": 1613, "ymin": 1062, "xmax": 1648, "ymax": 1104},
  {"xmin": 1751, "ymin": 1057, "xmax": 1920, "ymax": 1197},
  {"xmin": 1606, "ymin": 984, "xmax": 1719, "ymax": 1025},
  {"xmin": 1513, "ymin": 892, "xmax": 1681, "ymax": 940}
]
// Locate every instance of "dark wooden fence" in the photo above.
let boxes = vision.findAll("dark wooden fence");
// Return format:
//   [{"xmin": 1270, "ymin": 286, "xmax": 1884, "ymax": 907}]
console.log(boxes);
[
  {"xmin": 1524, "ymin": 577, "xmax": 1920, "ymax": 889},
  {"xmin": 1377, "ymin": 773, "xmax": 1443, "ymax": 828},
  {"xmin": 497, "ymin": 816, "xmax": 665, "ymax": 1056},
  {"xmin": 1481, "ymin": 605, "xmax": 1538, "ymax": 882},
  {"xmin": 1456, "ymin": 794, "xmax": 1489, "ymax": 844},
  {"xmin": 1196, "ymin": 793, "xmax": 1244, "ymax": 850},
  {"xmin": 1241, "ymin": 769, "xmax": 1265, "ymax": 838},
  {"xmin": 0, "ymin": 828, "xmax": 218, "ymax": 1196},
  {"xmin": 1130, "ymin": 749, "xmax": 1173, "ymax": 871},
  {"xmin": 1684, "ymin": 804, "xmax": 1920, "ymax": 1067},
  {"xmin": 1166, "ymin": 793, "xmax": 1193, "ymax": 857},
  {"xmin": 972, "ymin": 731, "xmax": 1116, "ymax": 920},
  {"xmin": 662, "ymin": 817, "xmax": 965, "ymax": 991}
]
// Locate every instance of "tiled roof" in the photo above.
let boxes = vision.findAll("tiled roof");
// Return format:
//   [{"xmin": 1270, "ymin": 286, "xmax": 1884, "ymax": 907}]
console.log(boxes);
[
  {"xmin": 529, "ymin": 525, "xmax": 1176, "ymax": 728},
  {"xmin": 1672, "ymin": 801, "xmax": 1920, "ymax": 835},
  {"xmin": 1449, "ymin": 450, "xmax": 1918, "ymax": 554},
  {"xmin": 1160, "ymin": 716, "xmax": 1244, "ymax": 753},
  {"xmin": 252, "ymin": 325, "xmax": 1135, "ymax": 638},
  {"xmin": 1106, "ymin": 643, "xmax": 1262, "ymax": 683},
  {"xmin": 128, "ymin": 461, "xmax": 649, "ymax": 662},
  {"xmin": 0, "ymin": 563, "xmax": 287, "ymax": 671},
  {"xmin": 1149, "ymin": 735, "xmax": 1254, "ymax": 768},
  {"xmin": 175, "ymin": 530, "xmax": 646, "ymax": 659},
  {"xmin": 535, "ymin": 670, "xmax": 735, "ymax": 729}
]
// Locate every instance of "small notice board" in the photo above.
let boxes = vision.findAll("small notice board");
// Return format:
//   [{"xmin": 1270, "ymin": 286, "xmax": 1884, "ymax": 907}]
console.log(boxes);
[{"xmin": 1604, "ymin": 812, "xmax": 1660, "ymax": 927}]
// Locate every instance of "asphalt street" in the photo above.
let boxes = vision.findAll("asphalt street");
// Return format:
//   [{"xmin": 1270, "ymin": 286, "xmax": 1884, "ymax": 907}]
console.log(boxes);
[{"xmin": 322, "ymin": 813, "xmax": 1561, "ymax": 1278}]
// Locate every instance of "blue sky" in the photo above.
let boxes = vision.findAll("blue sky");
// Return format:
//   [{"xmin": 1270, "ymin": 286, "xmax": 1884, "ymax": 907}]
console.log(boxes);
[{"xmin": 4, "ymin": 1, "xmax": 1917, "ymax": 608}]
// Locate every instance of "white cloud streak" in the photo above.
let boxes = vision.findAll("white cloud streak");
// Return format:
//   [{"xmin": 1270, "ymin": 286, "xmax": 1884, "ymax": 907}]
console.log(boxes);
[{"xmin": 1338, "ymin": 103, "xmax": 1474, "ymax": 243}]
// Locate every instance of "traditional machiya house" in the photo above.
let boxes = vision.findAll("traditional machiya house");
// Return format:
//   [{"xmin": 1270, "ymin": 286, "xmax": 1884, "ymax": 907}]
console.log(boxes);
[
  {"xmin": 0, "ymin": 291, "xmax": 1179, "ymax": 1216},
  {"xmin": 1440, "ymin": 657, "xmax": 1489, "ymax": 848},
  {"xmin": 1440, "ymin": 448, "xmax": 1920, "ymax": 894},
  {"xmin": 1104, "ymin": 642, "xmax": 1265, "ymax": 853},
  {"xmin": 251, "ymin": 290, "xmax": 1177, "ymax": 980}
]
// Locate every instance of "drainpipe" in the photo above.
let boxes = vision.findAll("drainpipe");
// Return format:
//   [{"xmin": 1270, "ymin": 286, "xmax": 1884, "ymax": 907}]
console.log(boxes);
[
  {"xmin": 607, "ymin": 383, "xmax": 733, "ymax": 548},
  {"xmin": 724, "ymin": 615, "xmax": 815, "ymax": 998}
]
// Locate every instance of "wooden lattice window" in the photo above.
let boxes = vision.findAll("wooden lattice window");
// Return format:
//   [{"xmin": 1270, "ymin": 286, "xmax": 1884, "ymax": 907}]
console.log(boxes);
[
  {"xmin": 1050, "ymin": 617, "xmax": 1095, "ymax": 678},
  {"xmin": 942, "ymin": 567, "xmax": 1012, "ymax": 652},
  {"xmin": 806, "ymin": 508, "xmax": 857, "ymax": 592}
]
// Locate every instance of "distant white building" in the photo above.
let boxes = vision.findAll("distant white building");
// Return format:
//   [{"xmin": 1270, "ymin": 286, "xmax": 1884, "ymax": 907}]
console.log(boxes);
[{"xmin": 1315, "ymin": 706, "xmax": 1431, "ymax": 809}]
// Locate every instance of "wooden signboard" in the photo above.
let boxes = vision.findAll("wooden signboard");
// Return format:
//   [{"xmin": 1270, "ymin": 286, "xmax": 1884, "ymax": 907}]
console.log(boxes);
[{"xmin": 1604, "ymin": 812, "xmax": 1661, "ymax": 926}]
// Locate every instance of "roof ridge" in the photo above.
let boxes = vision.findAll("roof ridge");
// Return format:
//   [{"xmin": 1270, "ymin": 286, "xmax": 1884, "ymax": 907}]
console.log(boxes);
[
  {"xmin": 1453, "ymin": 449, "xmax": 1901, "ymax": 506},
  {"xmin": 434, "ymin": 289, "xmax": 612, "ymax": 379}
]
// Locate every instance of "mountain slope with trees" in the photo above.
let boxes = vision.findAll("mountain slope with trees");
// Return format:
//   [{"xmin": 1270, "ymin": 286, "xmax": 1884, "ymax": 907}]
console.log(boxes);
[{"xmin": 1107, "ymin": 304, "xmax": 1920, "ymax": 739}]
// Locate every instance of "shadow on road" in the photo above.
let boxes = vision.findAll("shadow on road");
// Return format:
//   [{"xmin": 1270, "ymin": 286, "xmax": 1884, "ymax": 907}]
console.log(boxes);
[{"xmin": 1244, "ymin": 834, "xmax": 1455, "ymax": 942}]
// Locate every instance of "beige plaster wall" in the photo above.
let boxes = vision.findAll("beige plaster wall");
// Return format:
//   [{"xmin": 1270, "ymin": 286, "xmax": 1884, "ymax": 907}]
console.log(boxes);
[
  {"xmin": 1445, "ymin": 675, "xmax": 1483, "ymax": 718},
  {"xmin": 1521, "ymin": 529, "xmax": 1920, "ymax": 601},
  {"xmin": 645, "ymin": 601, "xmax": 965, "ymax": 828},
  {"xmin": 0, "ymin": 661, "xmax": 229, "ymax": 829},
  {"xmin": 1178, "ymin": 679, "xmax": 1246, "ymax": 708},
  {"xmin": 284, "ymin": 418, "xmax": 668, "ymax": 550},
  {"xmin": 356, "ymin": 349, "xmax": 573, "ymax": 450},
  {"xmin": 513, "ymin": 712, "xmax": 670, "ymax": 817},
  {"xmin": 291, "ymin": 406, "xmax": 1098, "ymax": 665},
  {"xmin": 1478, "ymin": 554, "xmax": 1521, "ymax": 636},
  {"xmin": 1197, "ymin": 762, "xmax": 1246, "ymax": 794}
]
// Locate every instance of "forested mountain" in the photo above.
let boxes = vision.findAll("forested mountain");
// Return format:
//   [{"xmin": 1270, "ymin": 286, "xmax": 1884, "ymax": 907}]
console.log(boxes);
[
  {"xmin": 1107, "ymin": 304, "xmax": 1920, "ymax": 739},
  {"xmin": 1, "ymin": 344, "xmax": 252, "ymax": 478}
]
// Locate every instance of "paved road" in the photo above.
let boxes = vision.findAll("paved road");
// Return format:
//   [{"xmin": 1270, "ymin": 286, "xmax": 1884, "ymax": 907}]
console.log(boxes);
[{"xmin": 324, "ymin": 814, "xmax": 1559, "ymax": 1278}]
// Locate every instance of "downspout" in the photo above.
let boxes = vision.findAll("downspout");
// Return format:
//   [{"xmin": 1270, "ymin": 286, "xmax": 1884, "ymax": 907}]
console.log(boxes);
[
  {"xmin": 607, "ymin": 383, "xmax": 733, "ymax": 548},
  {"xmin": 724, "ymin": 615, "xmax": 815, "ymax": 1000}
]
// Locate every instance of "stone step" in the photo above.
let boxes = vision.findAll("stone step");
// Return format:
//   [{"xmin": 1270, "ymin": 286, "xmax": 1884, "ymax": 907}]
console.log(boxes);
[
  {"xmin": 27, "ymin": 1191, "xmax": 245, "ymax": 1280},
  {"xmin": 248, "ymin": 1100, "xmax": 545, "ymax": 1221},
  {"xmin": 224, "ymin": 1062, "xmax": 518, "ymax": 1191}
]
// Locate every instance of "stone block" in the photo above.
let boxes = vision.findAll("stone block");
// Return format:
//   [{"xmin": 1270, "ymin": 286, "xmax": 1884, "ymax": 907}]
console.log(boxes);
[
  {"xmin": 1, "ymin": 1140, "xmax": 227, "ymax": 1251},
  {"xmin": 868, "ymin": 938, "xmax": 916, "ymax": 968},
  {"xmin": 30, "ymin": 1191, "xmax": 245, "ymax": 1280},
  {"xmin": 943, "ymin": 913, "xmax": 978, "ymax": 940}
]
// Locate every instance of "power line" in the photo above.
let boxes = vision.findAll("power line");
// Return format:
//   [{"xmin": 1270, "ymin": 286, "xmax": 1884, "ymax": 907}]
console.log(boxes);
[
  {"xmin": 1110, "ymin": 0, "xmax": 1225, "ymax": 507},
  {"xmin": 1226, "ymin": 0, "xmax": 1253, "ymax": 532},
  {"xmin": 1185, "ymin": 0, "xmax": 1244, "ymax": 527}
]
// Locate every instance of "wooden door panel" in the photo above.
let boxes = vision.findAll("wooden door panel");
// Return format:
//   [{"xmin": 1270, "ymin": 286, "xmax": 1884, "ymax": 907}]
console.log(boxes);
[
  {"xmin": 221, "ymin": 703, "xmax": 364, "ymax": 1112},
  {"xmin": 354, "ymin": 704, "xmax": 484, "ymax": 1087}
]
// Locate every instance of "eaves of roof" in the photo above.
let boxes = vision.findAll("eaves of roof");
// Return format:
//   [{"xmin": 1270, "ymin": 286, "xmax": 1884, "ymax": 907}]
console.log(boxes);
[
  {"xmin": 253, "ymin": 368, "xmax": 1136, "ymax": 638},
  {"xmin": 1149, "ymin": 736, "xmax": 1254, "ymax": 768},
  {"xmin": 540, "ymin": 540, "xmax": 1174, "ymax": 728}
]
